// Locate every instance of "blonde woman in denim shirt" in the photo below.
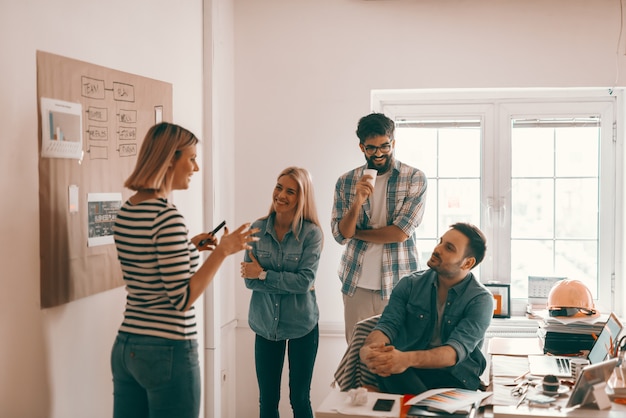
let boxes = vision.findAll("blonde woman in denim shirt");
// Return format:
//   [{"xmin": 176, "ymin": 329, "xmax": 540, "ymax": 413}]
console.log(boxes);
[{"xmin": 240, "ymin": 167, "xmax": 323, "ymax": 418}]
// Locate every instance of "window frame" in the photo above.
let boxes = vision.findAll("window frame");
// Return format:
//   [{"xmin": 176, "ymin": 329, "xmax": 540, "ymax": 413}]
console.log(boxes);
[{"xmin": 373, "ymin": 88, "xmax": 622, "ymax": 315}]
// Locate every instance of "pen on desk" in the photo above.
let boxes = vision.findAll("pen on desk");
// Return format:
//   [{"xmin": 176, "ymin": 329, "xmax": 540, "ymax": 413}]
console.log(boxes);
[
  {"xmin": 513, "ymin": 371, "xmax": 529, "ymax": 382},
  {"xmin": 468, "ymin": 400, "xmax": 481, "ymax": 418}
]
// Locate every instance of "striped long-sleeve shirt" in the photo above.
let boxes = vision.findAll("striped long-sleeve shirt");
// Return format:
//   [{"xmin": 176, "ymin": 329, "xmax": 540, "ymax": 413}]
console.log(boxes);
[
  {"xmin": 333, "ymin": 314, "xmax": 381, "ymax": 391},
  {"xmin": 113, "ymin": 197, "xmax": 200, "ymax": 340}
]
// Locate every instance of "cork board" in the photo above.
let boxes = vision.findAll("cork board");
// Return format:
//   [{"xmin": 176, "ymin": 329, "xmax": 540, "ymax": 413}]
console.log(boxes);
[{"xmin": 37, "ymin": 51, "xmax": 173, "ymax": 308}]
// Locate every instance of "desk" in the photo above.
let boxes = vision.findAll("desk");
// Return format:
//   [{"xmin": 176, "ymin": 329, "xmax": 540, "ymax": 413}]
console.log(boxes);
[
  {"xmin": 316, "ymin": 389, "xmax": 494, "ymax": 417},
  {"xmin": 315, "ymin": 388, "xmax": 626, "ymax": 417},
  {"xmin": 317, "ymin": 338, "xmax": 625, "ymax": 418}
]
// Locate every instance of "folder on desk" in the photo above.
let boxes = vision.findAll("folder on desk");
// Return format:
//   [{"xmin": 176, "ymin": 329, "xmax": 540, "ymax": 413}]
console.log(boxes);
[{"xmin": 403, "ymin": 388, "xmax": 489, "ymax": 418}]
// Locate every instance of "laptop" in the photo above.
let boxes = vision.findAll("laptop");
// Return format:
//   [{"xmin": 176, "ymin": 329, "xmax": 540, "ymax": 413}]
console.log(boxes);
[{"xmin": 527, "ymin": 312, "xmax": 623, "ymax": 377}]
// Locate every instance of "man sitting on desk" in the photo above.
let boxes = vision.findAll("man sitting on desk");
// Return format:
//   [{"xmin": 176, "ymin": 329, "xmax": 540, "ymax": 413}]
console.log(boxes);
[{"xmin": 360, "ymin": 222, "xmax": 494, "ymax": 395}]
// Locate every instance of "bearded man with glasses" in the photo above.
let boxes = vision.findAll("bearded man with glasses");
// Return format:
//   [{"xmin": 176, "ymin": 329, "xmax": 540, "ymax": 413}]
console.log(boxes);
[{"xmin": 332, "ymin": 112, "xmax": 428, "ymax": 344}]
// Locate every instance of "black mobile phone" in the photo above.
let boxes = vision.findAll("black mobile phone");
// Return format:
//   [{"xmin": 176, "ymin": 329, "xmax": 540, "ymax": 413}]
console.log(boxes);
[
  {"xmin": 199, "ymin": 221, "xmax": 226, "ymax": 246},
  {"xmin": 372, "ymin": 398, "xmax": 395, "ymax": 412},
  {"xmin": 210, "ymin": 220, "xmax": 226, "ymax": 235}
]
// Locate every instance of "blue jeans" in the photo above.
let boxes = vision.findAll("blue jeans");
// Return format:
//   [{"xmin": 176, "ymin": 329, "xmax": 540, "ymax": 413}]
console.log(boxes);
[
  {"xmin": 255, "ymin": 325, "xmax": 319, "ymax": 418},
  {"xmin": 111, "ymin": 332, "xmax": 200, "ymax": 418}
]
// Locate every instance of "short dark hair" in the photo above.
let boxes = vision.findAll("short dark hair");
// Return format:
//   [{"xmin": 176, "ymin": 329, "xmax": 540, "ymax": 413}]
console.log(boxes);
[
  {"xmin": 450, "ymin": 222, "xmax": 487, "ymax": 267},
  {"xmin": 356, "ymin": 113, "xmax": 395, "ymax": 144}
]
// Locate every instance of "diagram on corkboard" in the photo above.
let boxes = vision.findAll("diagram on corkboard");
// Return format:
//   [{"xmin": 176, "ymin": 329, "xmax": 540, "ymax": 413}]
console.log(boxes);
[{"xmin": 36, "ymin": 50, "xmax": 172, "ymax": 308}]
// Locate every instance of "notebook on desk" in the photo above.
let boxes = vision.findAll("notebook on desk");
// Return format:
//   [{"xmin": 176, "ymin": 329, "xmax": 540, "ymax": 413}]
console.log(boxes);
[{"xmin": 527, "ymin": 312, "xmax": 622, "ymax": 377}]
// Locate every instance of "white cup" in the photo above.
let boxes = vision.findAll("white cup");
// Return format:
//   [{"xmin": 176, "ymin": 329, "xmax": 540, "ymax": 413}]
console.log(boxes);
[
  {"xmin": 570, "ymin": 358, "xmax": 590, "ymax": 380},
  {"xmin": 363, "ymin": 169, "xmax": 377, "ymax": 188}
]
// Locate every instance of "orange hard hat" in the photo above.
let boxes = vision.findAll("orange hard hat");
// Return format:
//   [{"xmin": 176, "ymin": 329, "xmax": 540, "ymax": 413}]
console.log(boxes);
[{"xmin": 546, "ymin": 279, "xmax": 597, "ymax": 317}]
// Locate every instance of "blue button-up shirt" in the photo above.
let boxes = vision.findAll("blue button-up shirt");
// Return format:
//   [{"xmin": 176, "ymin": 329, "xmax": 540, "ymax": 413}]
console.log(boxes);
[
  {"xmin": 374, "ymin": 269, "xmax": 493, "ymax": 390},
  {"xmin": 331, "ymin": 159, "xmax": 427, "ymax": 299},
  {"xmin": 244, "ymin": 214, "xmax": 323, "ymax": 341}
]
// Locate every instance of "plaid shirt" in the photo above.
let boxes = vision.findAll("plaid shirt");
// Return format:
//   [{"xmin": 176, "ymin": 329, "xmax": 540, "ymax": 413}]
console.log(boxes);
[{"xmin": 331, "ymin": 159, "xmax": 427, "ymax": 299}]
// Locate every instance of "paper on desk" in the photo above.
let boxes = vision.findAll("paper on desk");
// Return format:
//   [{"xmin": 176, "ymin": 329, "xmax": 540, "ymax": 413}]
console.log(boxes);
[
  {"xmin": 335, "ymin": 393, "xmax": 400, "ymax": 417},
  {"xmin": 491, "ymin": 355, "xmax": 530, "ymax": 378},
  {"xmin": 404, "ymin": 388, "xmax": 491, "ymax": 414}
]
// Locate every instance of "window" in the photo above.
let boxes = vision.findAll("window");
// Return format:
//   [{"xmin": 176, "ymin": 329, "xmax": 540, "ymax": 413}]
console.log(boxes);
[
  {"xmin": 376, "ymin": 89, "xmax": 619, "ymax": 314},
  {"xmin": 393, "ymin": 118, "xmax": 484, "ymax": 274}
]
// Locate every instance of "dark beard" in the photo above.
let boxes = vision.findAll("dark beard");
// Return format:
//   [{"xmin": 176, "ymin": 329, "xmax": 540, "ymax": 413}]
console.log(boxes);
[{"xmin": 366, "ymin": 154, "xmax": 393, "ymax": 174}]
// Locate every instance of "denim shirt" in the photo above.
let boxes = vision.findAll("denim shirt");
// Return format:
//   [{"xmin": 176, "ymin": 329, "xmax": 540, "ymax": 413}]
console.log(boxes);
[
  {"xmin": 244, "ymin": 214, "xmax": 323, "ymax": 341},
  {"xmin": 374, "ymin": 269, "xmax": 493, "ymax": 389}
]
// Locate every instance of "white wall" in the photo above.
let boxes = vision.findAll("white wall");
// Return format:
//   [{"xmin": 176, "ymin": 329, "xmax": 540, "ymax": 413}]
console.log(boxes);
[
  {"xmin": 0, "ymin": 1, "xmax": 204, "ymax": 417},
  {"xmin": 231, "ymin": 0, "xmax": 626, "ymax": 416},
  {"xmin": 2, "ymin": 1, "xmax": 626, "ymax": 418}
]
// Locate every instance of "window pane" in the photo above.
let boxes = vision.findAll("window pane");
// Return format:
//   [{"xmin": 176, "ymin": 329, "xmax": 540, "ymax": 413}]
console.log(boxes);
[
  {"xmin": 438, "ymin": 179, "xmax": 481, "ymax": 232},
  {"xmin": 554, "ymin": 240, "xmax": 598, "ymax": 298},
  {"xmin": 512, "ymin": 128, "xmax": 554, "ymax": 177},
  {"xmin": 555, "ymin": 178, "xmax": 598, "ymax": 239},
  {"xmin": 439, "ymin": 128, "xmax": 481, "ymax": 177},
  {"xmin": 555, "ymin": 127, "xmax": 599, "ymax": 177},
  {"xmin": 395, "ymin": 128, "xmax": 437, "ymax": 177},
  {"xmin": 416, "ymin": 239, "xmax": 437, "ymax": 272},
  {"xmin": 511, "ymin": 179, "xmax": 554, "ymax": 239},
  {"xmin": 416, "ymin": 181, "xmax": 438, "ymax": 238},
  {"xmin": 511, "ymin": 240, "xmax": 597, "ymax": 299},
  {"xmin": 511, "ymin": 240, "xmax": 555, "ymax": 298}
]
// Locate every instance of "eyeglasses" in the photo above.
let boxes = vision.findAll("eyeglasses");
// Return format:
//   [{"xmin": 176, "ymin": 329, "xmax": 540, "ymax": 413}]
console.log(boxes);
[{"xmin": 363, "ymin": 143, "xmax": 392, "ymax": 155}]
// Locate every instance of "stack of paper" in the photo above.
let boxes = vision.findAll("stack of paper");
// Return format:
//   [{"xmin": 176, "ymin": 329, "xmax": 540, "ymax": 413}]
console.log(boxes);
[
  {"xmin": 536, "ymin": 311, "xmax": 607, "ymax": 333},
  {"xmin": 533, "ymin": 311, "xmax": 607, "ymax": 354},
  {"xmin": 490, "ymin": 355, "xmax": 532, "ymax": 406}
]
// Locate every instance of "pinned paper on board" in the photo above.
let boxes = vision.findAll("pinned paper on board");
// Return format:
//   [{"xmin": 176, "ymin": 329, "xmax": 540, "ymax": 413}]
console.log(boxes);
[
  {"xmin": 87, "ymin": 192, "xmax": 122, "ymax": 247},
  {"xmin": 68, "ymin": 185, "xmax": 79, "ymax": 213},
  {"xmin": 40, "ymin": 97, "xmax": 83, "ymax": 160}
]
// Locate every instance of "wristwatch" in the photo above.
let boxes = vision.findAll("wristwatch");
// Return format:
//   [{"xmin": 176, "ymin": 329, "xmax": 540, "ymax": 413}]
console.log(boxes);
[{"xmin": 258, "ymin": 270, "xmax": 267, "ymax": 281}]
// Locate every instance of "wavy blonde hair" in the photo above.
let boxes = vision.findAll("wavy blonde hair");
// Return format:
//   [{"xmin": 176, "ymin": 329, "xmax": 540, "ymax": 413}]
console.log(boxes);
[
  {"xmin": 124, "ymin": 122, "xmax": 198, "ymax": 191},
  {"xmin": 268, "ymin": 167, "xmax": 322, "ymax": 242}
]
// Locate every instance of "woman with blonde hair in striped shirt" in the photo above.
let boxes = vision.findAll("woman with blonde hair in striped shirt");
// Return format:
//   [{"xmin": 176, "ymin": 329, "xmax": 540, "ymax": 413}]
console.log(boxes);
[{"xmin": 112, "ymin": 122, "xmax": 259, "ymax": 418}]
